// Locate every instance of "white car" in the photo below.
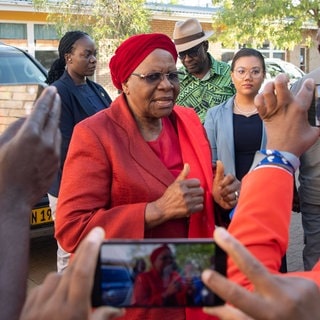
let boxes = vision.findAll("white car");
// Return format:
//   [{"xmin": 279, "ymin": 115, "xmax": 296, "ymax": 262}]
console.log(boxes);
[
  {"xmin": 227, "ymin": 57, "xmax": 305, "ymax": 90},
  {"xmin": 263, "ymin": 58, "xmax": 305, "ymax": 89}
]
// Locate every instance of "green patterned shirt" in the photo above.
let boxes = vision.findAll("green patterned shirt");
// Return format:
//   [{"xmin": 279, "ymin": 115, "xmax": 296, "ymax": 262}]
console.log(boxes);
[{"xmin": 176, "ymin": 54, "xmax": 236, "ymax": 122}]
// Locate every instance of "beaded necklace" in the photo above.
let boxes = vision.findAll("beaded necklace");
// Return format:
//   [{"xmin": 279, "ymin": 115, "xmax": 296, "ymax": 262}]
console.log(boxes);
[{"xmin": 234, "ymin": 100, "xmax": 257, "ymax": 116}]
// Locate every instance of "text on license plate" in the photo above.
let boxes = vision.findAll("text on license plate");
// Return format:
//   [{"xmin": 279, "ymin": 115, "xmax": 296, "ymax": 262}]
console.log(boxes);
[{"xmin": 30, "ymin": 207, "xmax": 52, "ymax": 226}]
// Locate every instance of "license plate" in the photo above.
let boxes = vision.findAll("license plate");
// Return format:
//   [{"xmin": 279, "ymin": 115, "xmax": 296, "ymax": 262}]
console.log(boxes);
[{"xmin": 30, "ymin": 206, "xmax": 52, "ymax": 226}]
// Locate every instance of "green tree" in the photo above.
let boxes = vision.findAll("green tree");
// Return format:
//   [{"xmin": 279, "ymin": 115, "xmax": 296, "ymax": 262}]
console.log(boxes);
[
  {"xmin": 33, "ymin": 0, "xmax": 151, "ymax": 57},
  {"xmin": 175, "ymin": 243, "xmax": 215, "ymax": 272},
  {"xmin": 211, "ymin": 0, "xmax": 320, "ymax": 50}
]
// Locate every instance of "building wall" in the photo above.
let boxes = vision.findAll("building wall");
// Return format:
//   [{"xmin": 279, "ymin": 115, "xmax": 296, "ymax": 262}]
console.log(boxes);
[
  {"xmin": 0, "ymin": 5, "xmax": 319, "ymax": 93},
  {"xmin": 150, "ymin": 19, "xmax": 214, "ymax": 38},
  {"xmin": 0, "ymin": 84, "xmax": 41, "ymax": 134}
]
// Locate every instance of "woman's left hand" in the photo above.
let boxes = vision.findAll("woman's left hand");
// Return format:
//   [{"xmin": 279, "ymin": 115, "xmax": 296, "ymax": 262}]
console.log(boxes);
[{"xmin": 212, "ymin": 160, "xmax": 241, "ymax": 209}]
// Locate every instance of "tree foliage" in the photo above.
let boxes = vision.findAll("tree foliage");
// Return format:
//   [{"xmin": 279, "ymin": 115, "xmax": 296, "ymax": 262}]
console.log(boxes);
[
  {"xmin": 33, "ymin": 0, "xmax": 151, "ymax": 58},
  {"xmin": 211, "ymin": 0, "xmax": 320, "ymax": 50}
]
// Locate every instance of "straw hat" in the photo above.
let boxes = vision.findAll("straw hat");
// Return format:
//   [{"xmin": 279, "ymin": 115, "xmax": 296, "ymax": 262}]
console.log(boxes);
[{"xmin": 173, "ymin": 18, "xmax": 214, "ymax": 53}]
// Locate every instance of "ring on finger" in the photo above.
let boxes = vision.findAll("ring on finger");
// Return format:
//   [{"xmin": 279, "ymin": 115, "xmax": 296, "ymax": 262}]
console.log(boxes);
[{"xmin": 234, "ymin": 191, "xmax": 239, "ymax": 200}]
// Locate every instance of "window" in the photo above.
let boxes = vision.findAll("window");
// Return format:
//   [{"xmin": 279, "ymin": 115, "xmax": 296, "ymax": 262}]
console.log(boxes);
[
  {"xmin": 0, "ymin": 23, "xmax": 27, "ymax": 39},
  {"xmin": 35, "ymin": 50, "xmax": 59, "ymax": 70},
  {"xmin": 300, "ymin": 47, "xmax": 306, "ymax": 72},
  {"xmin": 34, "ymin": 25, "xmax": 58, "ymax": 40}
]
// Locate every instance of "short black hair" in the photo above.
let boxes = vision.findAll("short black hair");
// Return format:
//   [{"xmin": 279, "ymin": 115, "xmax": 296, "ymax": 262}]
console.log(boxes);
[{"xmin": 231, "ymin": 48, "xmax": 266, "ymax": 74}]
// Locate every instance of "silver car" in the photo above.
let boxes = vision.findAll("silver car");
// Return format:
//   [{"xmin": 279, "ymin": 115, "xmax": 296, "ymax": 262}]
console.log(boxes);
[{"xmin": 0, "ymin": 42, "xmax": 52, "ymax": 237}]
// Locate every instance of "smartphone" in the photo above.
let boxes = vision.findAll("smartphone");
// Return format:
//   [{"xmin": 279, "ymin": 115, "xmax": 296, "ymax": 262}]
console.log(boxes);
[
  {"xmin": 92, "ymin": 238, "xmax": 226, "ymax": 308},
  {"xmin": 315, "ymin": 84, "xmax": 320, "ymax": 126},
  {"xmin": 0, "ymin": 83, "xmax": 46, "ymax": 135}
]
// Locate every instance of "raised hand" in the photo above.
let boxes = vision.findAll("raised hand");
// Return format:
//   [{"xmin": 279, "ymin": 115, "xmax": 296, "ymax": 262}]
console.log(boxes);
[
  {"xmin": 0, "ymin": 86, "xmax": 61, "ymax": 207},
  {"xmin": 0, "ymin": 86, "xmax": 62, "ymax": 320},
  {"xmin": 255, "ymin": 74, "xmax": 319, "ymax": 157}
]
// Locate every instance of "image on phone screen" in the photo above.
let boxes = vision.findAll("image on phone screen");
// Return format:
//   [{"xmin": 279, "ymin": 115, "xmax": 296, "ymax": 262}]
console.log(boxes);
[{"xmin": 92, "ymin": 239, "xmax": 226, "ymax": 308}]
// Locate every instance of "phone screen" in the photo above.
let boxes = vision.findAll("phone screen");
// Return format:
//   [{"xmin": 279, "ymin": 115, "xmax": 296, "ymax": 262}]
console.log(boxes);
[{"xmin": 92, "ymin": 239, "xmax": 226, "ymax": 308}]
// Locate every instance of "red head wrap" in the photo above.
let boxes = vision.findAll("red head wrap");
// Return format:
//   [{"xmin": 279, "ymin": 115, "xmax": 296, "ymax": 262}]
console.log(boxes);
[
  {"xmin": 109, "ymin": 33, "xmax": 178, "ymax": 91},
  {"xmin": 150, "ymin": 245, "xmax": 170, "ymax": 265}
]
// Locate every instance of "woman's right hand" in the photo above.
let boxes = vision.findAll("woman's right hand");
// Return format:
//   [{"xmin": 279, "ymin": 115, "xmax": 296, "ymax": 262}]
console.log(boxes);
[{"xmin": 145, "ymin": 164, "xmax": 204, "ymax": 229}]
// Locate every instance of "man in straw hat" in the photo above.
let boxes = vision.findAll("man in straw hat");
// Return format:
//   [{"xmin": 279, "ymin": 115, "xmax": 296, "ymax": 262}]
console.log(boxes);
[
  {"xmin": 173, "ymin": 18, "xmax": 235, "ymax": 122},
  {"xmin": 291, "ymin": 28, "xmax": 320, "ymax": 271}
]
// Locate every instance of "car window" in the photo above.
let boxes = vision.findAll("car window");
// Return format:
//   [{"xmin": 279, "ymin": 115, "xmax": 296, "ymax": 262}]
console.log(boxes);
[
  {"xmin": 266, "ymin": 61, "xmax": 304, "ymax": 82},
  {"xmin": 102, "ymin": 267, "xmax": 132, "ymax": 282},
  {"xmin": 281, "ymin": 62, "xmax": 305, "ymax": 79},
  {"xmin": 266, "ymin": 63, "xmax": 283, "ymax": 78},
  {"xmin": 0, "ymin": 52, "xmax": 47, "ymax": 84}
]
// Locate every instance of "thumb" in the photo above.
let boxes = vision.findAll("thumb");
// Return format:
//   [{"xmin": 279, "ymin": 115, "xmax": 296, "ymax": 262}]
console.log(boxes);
[
  {"xmin": 296, "ymin": 78, "xmax": 315, "ymax": 113},
  {"xmin": 91, "ymin": 307, "xmax": 125, "ymax": 320},
  {"xmin": 213, "ymin": 160, "xmax": 224, "ymax": 187},
  {"xmin": 175, "ymin": 163, "xmax": 190, "ymax": 182}
]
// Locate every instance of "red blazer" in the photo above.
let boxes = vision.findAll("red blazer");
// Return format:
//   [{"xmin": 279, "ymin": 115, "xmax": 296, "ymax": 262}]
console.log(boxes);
[
  {"xmin": 55, "ymin": 94, "xmax": 217, "ymax": 320},
  {"xmin": 55, "ymin": 93, "xmax": 215, "ymax": 251},
  {"xmin": 228, "ymin": 166, "xmax": 320, "ymax": 288}
]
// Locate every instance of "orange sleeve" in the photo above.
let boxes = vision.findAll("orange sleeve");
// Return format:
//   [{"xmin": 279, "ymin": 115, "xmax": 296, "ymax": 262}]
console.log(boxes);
[
  {"xmin": 227, "ymin": 167, "xmax": 293, "ymax": 289},
  {"xmin": 287, "ymin": 261, "xmax": 320, "ymax": 286}
]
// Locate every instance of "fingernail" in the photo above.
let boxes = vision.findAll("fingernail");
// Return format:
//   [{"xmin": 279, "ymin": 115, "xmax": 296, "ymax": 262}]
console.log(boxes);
[
  {"xmin": 86, "ymin": 227, "xmax": 105, "ymax": 243},
  {"xmin": 305, "ymin": 79, "xmax": 315, "ymax": 91},
  {"xmin": 202, "ymin": 269, "xmax": 214, "ymax": 281},
  {"xmin": 215, "ymin": 227, "xmax": 229, "ymax": 240}
]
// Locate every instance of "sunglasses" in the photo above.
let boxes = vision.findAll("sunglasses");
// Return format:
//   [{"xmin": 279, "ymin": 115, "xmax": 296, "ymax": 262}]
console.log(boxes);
[
  {"xmin": 178, "ymin": 43, "xmax": 203, "ymax": 60},
  {"xmin": 131, "ymin": 71, "xmax": 182, "ymax": 84}
]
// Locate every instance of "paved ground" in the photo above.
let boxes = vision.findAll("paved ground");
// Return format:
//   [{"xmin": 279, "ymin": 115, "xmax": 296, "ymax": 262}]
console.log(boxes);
[
  {"xmin": 28, "ymin": 236, "xmax": 57, "ymax": 291},
  {"xmin": 287, "ymin": 211, "xmax": 304, "ymax": 271},
  {"xmin": 27, "ymin": 211, "xmax": 305, "ymax": 292}
]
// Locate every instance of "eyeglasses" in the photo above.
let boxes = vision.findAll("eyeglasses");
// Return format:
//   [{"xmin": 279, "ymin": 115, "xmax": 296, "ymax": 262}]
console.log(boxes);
[
  {"xmin": 160, "ymin": 255, "xmax": 174, "ymax": 261},
  {"xmin": 178, "ymin": 43, "xmax": 203, "ymax": 60},
  {"xmin": 233, "ymin": 67, "xmax": 264, "ymax": 79},
  {"xmin": 131, "ymin": 71, "xmax": 182, "ymax": 84}
]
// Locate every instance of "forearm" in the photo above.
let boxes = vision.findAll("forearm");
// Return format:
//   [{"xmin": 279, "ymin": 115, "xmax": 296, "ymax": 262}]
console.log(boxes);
[
  {"xmin": 227, "ymin": 166, "xmax": 293, "ymax": 288},
  {"xmin": 0, "ymin": 195, "xmax": 30, "ymax": 320}
]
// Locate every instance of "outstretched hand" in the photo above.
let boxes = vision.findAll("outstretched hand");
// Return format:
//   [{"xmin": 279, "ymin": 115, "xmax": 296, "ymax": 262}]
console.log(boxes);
[
  {"xmin": 0, "ymin": 86, "xmax": 61, "ymax": 207},
  {"xmin": 255, "ymin": 74, "xmax": 319, "ymax": 157},
  {"xmin": 201, "ymin": 227, "xmax": 320, "ymax": 320}
]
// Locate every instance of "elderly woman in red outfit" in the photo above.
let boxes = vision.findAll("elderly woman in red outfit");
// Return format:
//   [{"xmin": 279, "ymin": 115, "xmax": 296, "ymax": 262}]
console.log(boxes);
[
  {"xmin": 132, "ymin": 245, "xmax": 189, "ymax": 307},
  {"xmin": 55, "ymin": 33, "xmax": 237, "ymax": 320}
]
